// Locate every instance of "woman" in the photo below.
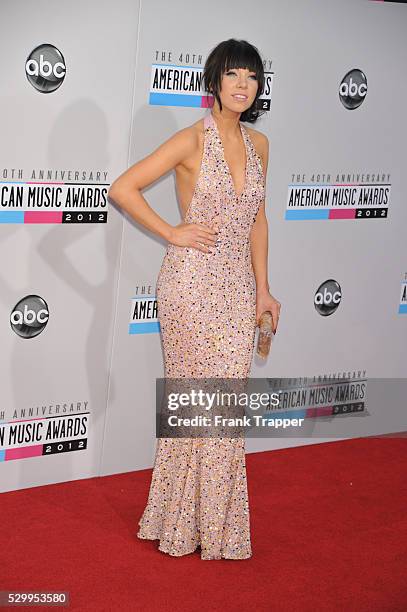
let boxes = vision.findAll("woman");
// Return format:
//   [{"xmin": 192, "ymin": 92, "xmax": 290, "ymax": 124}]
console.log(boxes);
[{"xmin": 108, "ymin": 39, "xmax": 281, "ymax": 560}]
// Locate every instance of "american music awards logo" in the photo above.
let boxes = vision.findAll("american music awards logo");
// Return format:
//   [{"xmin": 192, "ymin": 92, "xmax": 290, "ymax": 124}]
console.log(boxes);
[
  {"xmin": 263, "ymin": 370, "xmax": 367, "ymax": 422},
  {"xmin": 0, "ymin": 401, "xmax": 89, "ymax": 463},
  {"xmin": 129, "ymin": 286, "xmax": 160, "ymax": 334},
  {"xmin": 285, "ymin": 172, "xmax": 391, "ymax": 221},
  {"xmin": 0, "ymin": 173, "xmax": 109, "ymax": 225},
  {"xmin": 149, "ymin": 50, "xmax": 273, "ymax": 111}
]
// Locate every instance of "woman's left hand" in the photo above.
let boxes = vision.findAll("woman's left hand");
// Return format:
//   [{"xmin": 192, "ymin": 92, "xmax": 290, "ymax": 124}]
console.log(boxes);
[{"xmin": 255, "ymin": 288, "xmax": 281, "ymax": 333}]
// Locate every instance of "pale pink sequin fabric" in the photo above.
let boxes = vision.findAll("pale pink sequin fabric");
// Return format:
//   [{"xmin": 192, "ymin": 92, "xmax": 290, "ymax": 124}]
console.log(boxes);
[{"xmin": 137, "ymin": 111, "xmax": 265, "ymax": 559}]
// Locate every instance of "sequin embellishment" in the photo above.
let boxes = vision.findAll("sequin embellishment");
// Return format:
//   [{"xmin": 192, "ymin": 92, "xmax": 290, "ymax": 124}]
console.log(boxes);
[{"xmin": 136, "ymin": 111, "xmax": 266, "ymax": 560}]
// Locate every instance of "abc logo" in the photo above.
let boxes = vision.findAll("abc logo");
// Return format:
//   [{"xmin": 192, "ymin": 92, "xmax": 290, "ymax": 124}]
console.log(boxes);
[
  {"xmin": 314, "ymin": 280, "xmax": 341, "ymax": 316},
  {"xmin": 25, "ymin": 44, "xmax": 66, "ymax": 93},
  {"xmin": 10, "ymin": 295, "xmax": 49, "ymax": 338},
  {"xmin": 339, "ymin": 69, "xmax": 367, "ymax": 110}
]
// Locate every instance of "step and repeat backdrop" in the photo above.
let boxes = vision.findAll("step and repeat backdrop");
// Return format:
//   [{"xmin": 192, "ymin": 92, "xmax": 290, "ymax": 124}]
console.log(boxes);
[{"xmin": 1, "ymin": 0, "xmax": 406, "ymax": 493}]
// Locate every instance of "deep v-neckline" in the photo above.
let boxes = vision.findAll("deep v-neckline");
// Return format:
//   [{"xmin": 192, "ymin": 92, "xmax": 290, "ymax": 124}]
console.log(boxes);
[{"xmin": 210, "ymin": 111, "xmax": 248, "ymax": 200}]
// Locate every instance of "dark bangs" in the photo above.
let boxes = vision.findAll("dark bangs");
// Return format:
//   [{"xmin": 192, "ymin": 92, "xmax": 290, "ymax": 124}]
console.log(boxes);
[{"xmin": 203, "ymin": 39, "xmax": 265, "ymax": 123}]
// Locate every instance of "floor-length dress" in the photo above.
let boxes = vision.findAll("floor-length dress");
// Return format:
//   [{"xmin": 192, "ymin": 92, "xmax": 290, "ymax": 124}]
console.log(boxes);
[{"xmin": 137, "ymin": 110, "xmax": 265, "ymax": 560}]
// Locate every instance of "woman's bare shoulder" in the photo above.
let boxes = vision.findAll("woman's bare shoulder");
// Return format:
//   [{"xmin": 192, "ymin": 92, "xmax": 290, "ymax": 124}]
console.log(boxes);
[
  {"xmin": 108, "ymin": 118, "xmax": 204, "ymax": 195},
  {"xmin": 245, "ymin": 125, "xmax": 269, "ymax": 155},
  {"xmin": 245, "ymin": 124, "xmax": 269, "ymax": 175},
  {"xmin": 180, "ymin": 117, "xmax": 205, "ymax": 144},
  {"xmin": 173, "ymin": 117, "xmax": 205, "ymax": 169}
]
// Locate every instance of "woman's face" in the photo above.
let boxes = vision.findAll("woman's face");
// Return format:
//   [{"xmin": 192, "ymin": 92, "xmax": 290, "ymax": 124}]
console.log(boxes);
[{"xmin": 218, "ymin": 66, "xmax": 259, "ymax": 112}]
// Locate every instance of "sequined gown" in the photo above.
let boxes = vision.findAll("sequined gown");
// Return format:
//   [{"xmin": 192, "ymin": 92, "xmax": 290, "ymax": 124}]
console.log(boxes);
[{"xmin": 137, "ymin": 110, "xmax": 265, "ymax": 559}]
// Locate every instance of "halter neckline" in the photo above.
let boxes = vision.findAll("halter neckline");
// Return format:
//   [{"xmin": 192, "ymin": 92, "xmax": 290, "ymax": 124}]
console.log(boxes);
[{"xmin": 207, "ymin": 111, "xmax": 249, "ymax": 200}]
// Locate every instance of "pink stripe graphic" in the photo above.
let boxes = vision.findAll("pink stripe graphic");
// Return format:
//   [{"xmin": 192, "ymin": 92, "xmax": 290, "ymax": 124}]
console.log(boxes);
[
  {"xmin": 6, "ymin": 445, "xmax": 43, "ymax": 460},
  {"xmin": 306, "ymin": 406, "xmax": 333, "ymax": 418},
  {"xmin": 201, "ymin": 95, "xmax": 214, "ymax": 108},
  {"xmin": 329, "ymin": 209, "xmax": 356, "ymax": 219},
  {"xmin": 24, "ymin": 211, "xmax": 63, "ymax": 224}
]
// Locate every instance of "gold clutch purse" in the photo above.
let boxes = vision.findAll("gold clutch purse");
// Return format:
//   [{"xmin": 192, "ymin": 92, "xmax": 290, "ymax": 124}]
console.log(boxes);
[{"xmin": 256, "ymin": 311, "xmax": 273, "ymax": 359}]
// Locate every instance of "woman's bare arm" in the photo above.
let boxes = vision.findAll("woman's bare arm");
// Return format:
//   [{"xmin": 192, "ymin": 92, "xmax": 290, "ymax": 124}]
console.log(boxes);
[
  {"xmin": 108, "ymin": 128, "xmax": 195, "ymax": 240},
  {"xmin": 249, "ymin": 133, "xmax": 281, "ymax": 331},
  {"xmin": 108, "ymin": 127, "xmax": 217, "ymax": 251},
  {"xmin": 250, "ymin": 133, "xmax": 270, "ymax": 291}
]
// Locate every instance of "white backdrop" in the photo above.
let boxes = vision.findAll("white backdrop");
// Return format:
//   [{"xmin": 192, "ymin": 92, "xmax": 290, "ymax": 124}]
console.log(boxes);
[{"xmin": 1, "ymin": 0, "xmax": 406, "ymax": 493}]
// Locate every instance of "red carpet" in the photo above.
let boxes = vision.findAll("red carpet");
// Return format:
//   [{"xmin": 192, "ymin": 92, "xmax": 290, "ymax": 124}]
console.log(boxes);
[{"xmin": 1, "ymin": 437, "xmax": 406, "ymax": 611}]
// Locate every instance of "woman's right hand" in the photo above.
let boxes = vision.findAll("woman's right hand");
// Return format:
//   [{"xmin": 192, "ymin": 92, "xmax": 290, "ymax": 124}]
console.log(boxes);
[{"xmin": 168, "ymin": 222, "xmax": 218, "ymax": 253}]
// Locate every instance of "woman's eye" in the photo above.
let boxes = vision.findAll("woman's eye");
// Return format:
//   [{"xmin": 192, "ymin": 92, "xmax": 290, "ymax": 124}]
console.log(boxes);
[{"xmin": 225, "ymin": 70, "xmax": 257, "ymax": 80}]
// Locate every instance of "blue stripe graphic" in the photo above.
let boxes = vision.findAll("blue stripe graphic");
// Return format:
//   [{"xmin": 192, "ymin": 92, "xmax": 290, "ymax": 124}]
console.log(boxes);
[
  {"xmin": 285, "ymin": 209, "xmax": 330, "ymax": 220},
  {"xmin": 262, "ymin": 409, "xmax": 307, "ymax": 420},
  {"xmin": 149, "ymin": 92, "xmax": 203, "ymax": 107},
  {"xmin": 129, "ymin": 321, "xmax": 160, "ymax": 334},
  {"xmin": 0, "ymin": 211, "xmax": 25, "ymax": 223}
]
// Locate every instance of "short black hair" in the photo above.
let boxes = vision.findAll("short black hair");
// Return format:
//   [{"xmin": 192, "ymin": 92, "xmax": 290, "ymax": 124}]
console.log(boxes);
[{"xmin": 203, "ymin": 39, "xmax": 265, "ymax": 123}]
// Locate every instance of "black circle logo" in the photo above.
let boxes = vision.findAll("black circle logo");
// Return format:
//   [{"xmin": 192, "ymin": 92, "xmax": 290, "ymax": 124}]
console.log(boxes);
[
  {"xmin": 314, "ymin": 280, "xmax": 342, "ymax": 316},
  {"xmin": 10, "ymin": 295, "xmax": 49, "ymax": 338},
  {"xmin": 339, "ymin": 69, "xmax": 367, "ymax": 110},
  {"xmin": 25, "ymin": 44, "xmax": 66, "ymax": 93}
]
